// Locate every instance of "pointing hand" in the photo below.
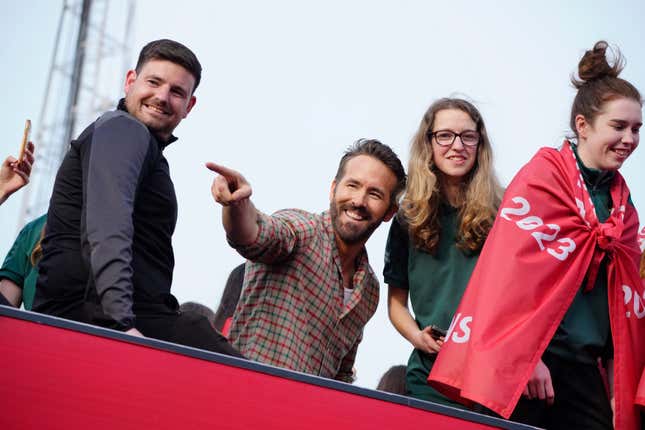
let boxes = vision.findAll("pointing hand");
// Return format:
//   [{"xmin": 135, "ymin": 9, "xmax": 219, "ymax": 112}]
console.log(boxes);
[{"xmin": 206, "ymin": 162, "xmax": 252, "ymax": 206}]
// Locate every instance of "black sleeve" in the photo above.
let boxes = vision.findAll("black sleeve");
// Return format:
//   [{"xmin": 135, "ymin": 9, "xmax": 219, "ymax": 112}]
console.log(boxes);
[
  {"xmin": 383, "ymin": 215, "xmax": 410, "ymax": 289},
  {"xmin": 83, "ymin": 112, "xmax": 151, "ymax": 330}
]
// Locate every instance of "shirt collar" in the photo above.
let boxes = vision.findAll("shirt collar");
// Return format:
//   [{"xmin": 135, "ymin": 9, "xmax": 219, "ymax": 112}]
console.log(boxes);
[{"xmin": 570, "ymin": 141, "xmax": 614, "ymax": 189}]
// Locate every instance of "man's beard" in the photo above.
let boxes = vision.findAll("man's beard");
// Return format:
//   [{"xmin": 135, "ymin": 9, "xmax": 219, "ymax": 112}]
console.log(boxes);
[
  {"xmin": 330, "ymin": 200, "xmax": 383, "ymax": 245},
  {"xmin": 125, "ymin": 96, "xmax": 175, "ymax": 140}
]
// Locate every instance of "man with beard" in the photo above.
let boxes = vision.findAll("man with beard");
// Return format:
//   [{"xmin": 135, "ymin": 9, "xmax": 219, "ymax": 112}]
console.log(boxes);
[
  {"xmin": 33, "ymin": 39, "xmax": 241, "ymax": 357},
  {"xmin": 207, "ymin": 139, "xmax": 406, "ymax": 381}
]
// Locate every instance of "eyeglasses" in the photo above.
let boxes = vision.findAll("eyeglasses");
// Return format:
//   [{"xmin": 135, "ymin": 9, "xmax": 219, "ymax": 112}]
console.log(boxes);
[{"xmin": 428, "ymin": 129, "xmax": 480, "ymax": 147}]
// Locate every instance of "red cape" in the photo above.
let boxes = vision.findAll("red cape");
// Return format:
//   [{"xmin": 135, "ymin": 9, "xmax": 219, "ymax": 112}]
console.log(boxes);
[
  {"xmin": 429, "ymin": 142, "xmax": 644, "ymax": 429},
  {"xmin": 638, "ymin": 279, "xmax": 645, "ymax": 407},
  {"xmin": 637, "ymin": 370, "xmax": 645, "ymax": 408}
]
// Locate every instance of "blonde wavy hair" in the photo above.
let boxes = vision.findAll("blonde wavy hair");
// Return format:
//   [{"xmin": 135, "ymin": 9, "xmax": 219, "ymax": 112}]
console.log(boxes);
[
  {"xmin": 401, "ymin": 98, "xmax": 503, "ymax": 254},
  {"xmin": 30, "ymin": 225, "xmax": 46, "ymax": 266}
]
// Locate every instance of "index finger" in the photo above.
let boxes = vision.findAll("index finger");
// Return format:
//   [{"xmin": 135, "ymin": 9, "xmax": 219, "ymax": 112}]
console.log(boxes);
[{"xmin": 205, "ymin": 162, "xmax": 240, "ymax": 179}]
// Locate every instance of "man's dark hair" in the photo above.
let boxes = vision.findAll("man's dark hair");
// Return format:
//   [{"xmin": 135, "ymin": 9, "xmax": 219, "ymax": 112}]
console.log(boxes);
[
  {"xmin": 376, "ymin": 365, "xmax": 407, "ymax": 395},
  {"xmin": 179, "ymin": 301, "xmax": 216, "ymax": 328},
  {"xmin": 135, "ymin": 39, "xmax": 202, "ymax": 93},
  {"xmin": 334, "ymin": 139, "xmax": 406, "ymax": 206},
  {"xmin": 213, "ymin": 263, "xmax": 245, "ymax": 332}
]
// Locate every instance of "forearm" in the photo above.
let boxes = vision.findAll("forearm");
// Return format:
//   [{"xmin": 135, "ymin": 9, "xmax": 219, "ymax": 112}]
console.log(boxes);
[
  {"xmin": 222, "ymin": 198, "xmax": 260, "ymax": 246},
  {"xmin": 0, "ymin": 279, "xmax": 23, "ymax": 307},
  {"xmin": 388, "ymin": 285, "xmax": 421, "ymax": 348}
]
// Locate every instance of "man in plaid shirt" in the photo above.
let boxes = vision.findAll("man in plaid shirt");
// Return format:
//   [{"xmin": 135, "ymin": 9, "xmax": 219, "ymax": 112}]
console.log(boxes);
[{"xmin": 207, "ymin": 139, "xmax": 406, "ymax": 382}]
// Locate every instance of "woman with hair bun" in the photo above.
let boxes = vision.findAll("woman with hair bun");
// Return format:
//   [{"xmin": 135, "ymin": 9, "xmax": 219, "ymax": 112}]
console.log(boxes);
[
  {"xmin": 384, "ymin": 97, "xmax": 502, "ymax": 407},
  {"xmin": 429, "ymin": 41, "xmax": 644, "ymax": 430}
]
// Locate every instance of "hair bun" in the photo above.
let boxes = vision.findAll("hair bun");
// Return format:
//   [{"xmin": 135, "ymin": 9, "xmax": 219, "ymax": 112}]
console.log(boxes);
[{"xmin": 572, "ymin": 41, "xmax": 624, "ymax": 89}]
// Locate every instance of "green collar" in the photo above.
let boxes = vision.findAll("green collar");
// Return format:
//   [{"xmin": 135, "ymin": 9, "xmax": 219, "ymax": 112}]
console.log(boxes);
[{"xmin": 570, "ymin": 141, "xmax": 614, "ymax": 189}]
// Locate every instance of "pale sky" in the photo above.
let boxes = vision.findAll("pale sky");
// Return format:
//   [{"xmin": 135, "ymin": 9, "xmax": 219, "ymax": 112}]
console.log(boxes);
[{"xmin": 1, "ymin": 0, "xmax": 644, "ymax": 388}]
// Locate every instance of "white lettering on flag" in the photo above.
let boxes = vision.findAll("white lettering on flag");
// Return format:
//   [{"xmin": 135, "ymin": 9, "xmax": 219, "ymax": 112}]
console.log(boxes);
[
  {"xmin": 446, "ymin": 313, "xmax": 473, "ymax": 344},
  {"xmin": 623, "ymin": 285, "xmax": 645, "ymax": 319},
  {"xmin": 500, "ymin": 196, "xmax": 576, "ymax": 261}
]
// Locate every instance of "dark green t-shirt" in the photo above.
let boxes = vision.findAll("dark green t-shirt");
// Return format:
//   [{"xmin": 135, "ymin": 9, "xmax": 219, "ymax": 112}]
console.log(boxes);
[
  {"xmin": 384, "ymin": 206, "xmax": 478, "ymax": 331},
  {"xmin": 547, "ymin": 145, "xmax": 615, "ymax": 364},
  {"xmin": 384, "ymin": 206, "xmax": 479, "ymax": 406},
  {"xmin": 0, "ymin": 214, "xmax": 46, "ymax": 310}
]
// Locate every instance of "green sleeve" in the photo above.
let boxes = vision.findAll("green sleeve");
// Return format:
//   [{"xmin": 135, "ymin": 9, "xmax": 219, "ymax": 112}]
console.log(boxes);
[{"xmin": 0, "ymin": 215, "xmax": 46, "ymax": 288}]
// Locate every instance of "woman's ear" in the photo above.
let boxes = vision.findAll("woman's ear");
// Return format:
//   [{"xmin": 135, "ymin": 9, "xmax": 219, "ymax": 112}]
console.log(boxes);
[{"xmin": 575, "ymin": 114, "xmax": 589, "ymax": 140}]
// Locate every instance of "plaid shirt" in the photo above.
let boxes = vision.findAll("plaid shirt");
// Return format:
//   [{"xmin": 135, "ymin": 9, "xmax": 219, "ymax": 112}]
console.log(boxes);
[{"xmin": 229, "ymin": 209, "xmax": 379, "ymax": 382}]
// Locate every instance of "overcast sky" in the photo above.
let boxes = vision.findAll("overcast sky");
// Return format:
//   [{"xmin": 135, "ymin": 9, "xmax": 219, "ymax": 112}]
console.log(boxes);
[{"xmin": 1, "ymin": 0, "xmax": 644, "ymax": 389}]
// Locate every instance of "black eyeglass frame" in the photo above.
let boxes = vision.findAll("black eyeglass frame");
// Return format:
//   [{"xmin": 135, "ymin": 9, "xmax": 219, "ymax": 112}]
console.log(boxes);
[{"xmin": 427, "ymin": 129, "xmax": 480, "ymax": 147}]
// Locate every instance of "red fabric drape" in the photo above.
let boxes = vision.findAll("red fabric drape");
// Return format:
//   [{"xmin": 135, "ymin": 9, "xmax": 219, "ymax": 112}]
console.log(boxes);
[{"xmin": 429, "ymin": 142, "xmax": 644, "ymax": 429}]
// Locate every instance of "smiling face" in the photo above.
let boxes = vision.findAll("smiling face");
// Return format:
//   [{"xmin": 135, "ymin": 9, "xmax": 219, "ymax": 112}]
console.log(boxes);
[
  {"xmin": 430, "ymin": 109, "xmax": 478, "ymax": 184},
  {"xmin": 576, "ymin": 97, "xmax": 642, "ymax": 171},
  {"xmin": 329, "ymin": 155, "xmax": 397, "ymax": 246},
  {"xmin": 124, "ymin": 59, "xmax": 197, "ymax": 141}
]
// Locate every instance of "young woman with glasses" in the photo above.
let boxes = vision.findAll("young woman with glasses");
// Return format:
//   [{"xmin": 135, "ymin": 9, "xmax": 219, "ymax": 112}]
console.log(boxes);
[
  {"xmin": 429, "ymin": 41, "xmax": 643, "ymax": 430},
  {"xmin": 383, "ymin": 97, "xmax": 503, "ymax": 407}
]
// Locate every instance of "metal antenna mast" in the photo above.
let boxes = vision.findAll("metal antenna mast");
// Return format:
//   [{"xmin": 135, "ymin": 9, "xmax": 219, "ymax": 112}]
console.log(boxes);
[{"xmin": 18, "ymin": 0, "xmax": 135, "ymax": 225}]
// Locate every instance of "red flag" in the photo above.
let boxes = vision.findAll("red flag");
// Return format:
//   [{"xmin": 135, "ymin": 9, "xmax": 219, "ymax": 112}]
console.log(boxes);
[
  {"xmin": 636, "ymin": 234, "xmax": 645, "ymax": 408},
  {"xmin": 428, "ymin": 141, "xmax": 644, "ymax": 429},
  {"xmin": 637, "ymin": 371, "xmax": 645, "ymax": 409}
]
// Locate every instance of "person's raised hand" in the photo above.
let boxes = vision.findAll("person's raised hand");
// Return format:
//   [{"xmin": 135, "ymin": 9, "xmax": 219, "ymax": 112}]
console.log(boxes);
[
  {"xmin": 205, "ymin": 162, "xmax": 252, "ymax": 206},
  {"xmin": 0, "ymin": 141, "xmax": 35, "ymax": 204}
]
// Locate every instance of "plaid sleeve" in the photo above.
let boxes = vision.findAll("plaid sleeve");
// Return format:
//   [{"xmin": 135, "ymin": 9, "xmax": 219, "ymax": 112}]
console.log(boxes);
[{"xmin": 230, "ymin": 210, "xmax": 311, "ymax": 264}]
